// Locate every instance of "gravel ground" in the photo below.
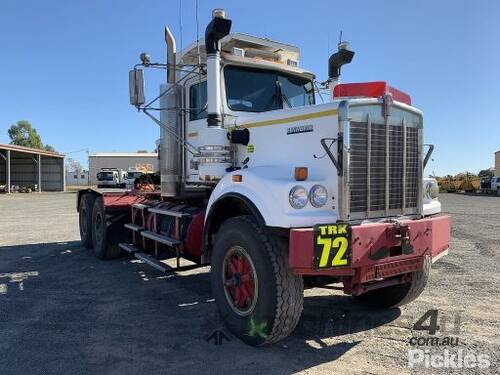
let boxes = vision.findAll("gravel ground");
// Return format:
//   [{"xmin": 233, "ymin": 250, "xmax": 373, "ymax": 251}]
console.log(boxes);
[{"xmin": 0, "ymin": 192, "xmax": 498, "ymax": 374}]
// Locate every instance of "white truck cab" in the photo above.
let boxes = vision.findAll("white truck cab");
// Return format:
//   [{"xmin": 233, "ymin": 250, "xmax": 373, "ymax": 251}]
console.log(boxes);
[
  {"xmin": 491, "ymin": 176, "xmax": 500, "ymax": 195},
  {"xmin": 76, "ymin": 8, "xmax": 453, "ymax": 345}
]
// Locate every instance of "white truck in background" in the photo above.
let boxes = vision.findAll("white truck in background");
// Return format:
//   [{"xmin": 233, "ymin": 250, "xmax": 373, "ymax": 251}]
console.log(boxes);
[
  {"xmin": 125, "ymin": 167, "xmax": 153, "ymax": 189},
  {"xmin": 491, "ymin": 176, "xmax": 500, "ymax": 195},
  {"xmin": 96, "ymin": 168, "xmax": 127, "ymax": 189}
]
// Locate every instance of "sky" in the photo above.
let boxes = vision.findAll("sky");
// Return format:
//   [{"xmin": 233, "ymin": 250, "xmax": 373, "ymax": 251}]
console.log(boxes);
[{"xmin": 0, "ymin": 0, "xmax": 499, "ymax": 175}]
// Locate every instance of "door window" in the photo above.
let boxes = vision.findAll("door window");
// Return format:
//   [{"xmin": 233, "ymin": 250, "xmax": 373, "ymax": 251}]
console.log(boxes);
[{"xmin": 189, "ymin": 81, "xmax": 208, "ymax": 121}]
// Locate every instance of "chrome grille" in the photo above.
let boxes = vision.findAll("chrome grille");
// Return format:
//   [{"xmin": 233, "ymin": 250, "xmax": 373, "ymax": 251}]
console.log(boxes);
[{"xmin": 349, "ymin": 118, "xmax": 420, "ymax": 218}]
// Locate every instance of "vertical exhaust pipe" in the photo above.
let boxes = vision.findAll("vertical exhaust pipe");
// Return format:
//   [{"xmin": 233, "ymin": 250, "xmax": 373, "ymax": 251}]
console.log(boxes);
[
  {"xmin": 160, "ymin": 26, "xmax": 180, "ymax": 196},
  {"xmin": 164, "ymin": 26, "xmax": 177, "ymax": 84}
]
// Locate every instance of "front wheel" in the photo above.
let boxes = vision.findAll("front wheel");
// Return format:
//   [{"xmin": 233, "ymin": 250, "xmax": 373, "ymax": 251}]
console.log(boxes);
[
  {"xmin": 211, "ymin": 215, "xmax": 303, "ymax": 346},
  {"xmin": 355, "ymin": 256, "xmax": 431, "ymax": 308}
]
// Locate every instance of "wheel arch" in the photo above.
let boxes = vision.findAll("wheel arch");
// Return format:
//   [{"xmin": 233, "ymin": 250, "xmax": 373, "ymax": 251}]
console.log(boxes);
[
  {"xmin": 77, "ymin": 189, "xmax": 100, "ymax": 212},
  {"xmin": 202, "ymin": 192, "xmax": 266, "ymax": 260}
]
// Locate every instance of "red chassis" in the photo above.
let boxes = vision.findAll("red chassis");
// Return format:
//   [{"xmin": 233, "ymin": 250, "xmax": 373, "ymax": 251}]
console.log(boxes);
[{"xmin": 289, "ymin": 215, "xmax": 451, "ymax": 295}]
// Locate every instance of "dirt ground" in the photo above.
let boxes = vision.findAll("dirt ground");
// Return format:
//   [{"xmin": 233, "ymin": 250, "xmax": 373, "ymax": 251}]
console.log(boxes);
[{"xmin": 0, "ymin": 192, "xmax": 498, "ymax": 374}]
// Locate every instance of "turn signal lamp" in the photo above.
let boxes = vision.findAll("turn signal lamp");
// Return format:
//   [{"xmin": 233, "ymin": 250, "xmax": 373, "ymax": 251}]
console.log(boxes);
[
  {"xmin": 294, "ymin": 167, "xmax": 308, "ymax": 181},
  {"xmin": 333, "ymin": 81, "xmax": 412, "ymax": 106},
  {"xmin": 232, "ymin": 174, "xmax": 242, "ymax": 182}
]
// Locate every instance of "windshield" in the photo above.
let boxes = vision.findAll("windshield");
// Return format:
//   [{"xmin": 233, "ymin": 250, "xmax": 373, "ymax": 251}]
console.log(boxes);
[
  {"xmin": 127, "ymin": 172, "xmax": 143, "ymax": 179},
  {"xmin": 97, "ymin": 172, "xmax": 114, "ymax": 181},
  {"xmin": 224, "ymin": 66, "xmax": 314, "ymax": 112}
]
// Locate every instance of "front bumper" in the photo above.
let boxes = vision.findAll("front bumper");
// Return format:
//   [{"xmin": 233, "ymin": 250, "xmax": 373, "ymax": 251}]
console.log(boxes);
[{"xmin": 289, "ymin": 215, "xmax": 451, "ymax": 293}]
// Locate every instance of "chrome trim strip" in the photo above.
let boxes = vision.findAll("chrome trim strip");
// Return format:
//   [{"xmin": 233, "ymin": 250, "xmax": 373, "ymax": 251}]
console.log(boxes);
[
  {"xmin": 402, "ymin": 117, "xmax": 407, "ymax": 214},
  {"xmin": 338, "ymin": 100, "xmax": 350, "ymax": 221},
  {"xmin": 366, "ymin": 113, "xmax": 372, "ymax": 218}
]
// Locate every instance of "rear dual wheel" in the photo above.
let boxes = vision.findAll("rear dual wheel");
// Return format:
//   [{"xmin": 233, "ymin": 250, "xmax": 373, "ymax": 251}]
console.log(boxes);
[
  {"xmin": 211, "ymin": 215, "xmax": 304, "ymax": 346},
  {"xmin": 91, "ymin": 197, "xmax": 122, "ymax": 259},
  {"xmin": 79, "ymin": 193, "xmax": 95, "ymax": 248}
]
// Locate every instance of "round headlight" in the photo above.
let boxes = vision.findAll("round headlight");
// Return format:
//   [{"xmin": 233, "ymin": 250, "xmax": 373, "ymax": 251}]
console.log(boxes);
[
  {"xmin": 289, "ymin": 185, "xmax": 308, "ymax": 209},
  {"xmin": 310, "ymin": 185, "xmax": 328, "ymax": 207},
  {"xmin": 427, "ymin": 181, "xmax": 439, "ymax": 199}
]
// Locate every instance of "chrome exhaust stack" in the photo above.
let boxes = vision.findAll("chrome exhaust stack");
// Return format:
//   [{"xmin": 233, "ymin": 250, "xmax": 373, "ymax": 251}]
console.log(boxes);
[{"xmin": 160, "ymin": 26, "xmax": 180, "ymax": 196}]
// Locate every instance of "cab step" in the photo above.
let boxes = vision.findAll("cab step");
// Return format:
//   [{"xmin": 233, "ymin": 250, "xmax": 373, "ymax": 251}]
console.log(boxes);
[
  {"xmin": 134, "ymin": 252, "xmax": 168, "ymax": 273},
  {"xmin": 141, "ymin": 230, "xmax": 181, "ymax": 247},
  {"xmin": 148, "ymin": 207, "xmax": 191, "ymax": 218},
  {"xmin": 119, "ymin": 243, "xmax": 139, "ymax": 254},
  {"xmin": 124, "ymin": 223, "xmax": 143, "ymax": 232},
  {"xmin": 119, "ymin": 243, "xmax": 202, "ymax": 273},
  {"xmin": 132, "ymin": 203, "xmax": 150, "ymax": 210}
]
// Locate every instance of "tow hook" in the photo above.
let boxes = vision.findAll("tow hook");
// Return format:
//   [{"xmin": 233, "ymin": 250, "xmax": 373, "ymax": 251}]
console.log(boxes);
[{"xmin": 392, "ymin": 221, "xmax": 413, "ymax": 254}]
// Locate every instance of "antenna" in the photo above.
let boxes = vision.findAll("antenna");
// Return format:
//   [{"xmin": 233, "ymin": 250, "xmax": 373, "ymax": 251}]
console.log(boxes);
[
  {"xmin": 179, "ymin": 0, "xmax": 183, "ymax": 52},
  {"xmin": 195, "ymin": 0, "xmax": 200, "ymax": 66},
  {"xmin": 339, "ymin": 30, "xmax": 343, "ymax": 44}
]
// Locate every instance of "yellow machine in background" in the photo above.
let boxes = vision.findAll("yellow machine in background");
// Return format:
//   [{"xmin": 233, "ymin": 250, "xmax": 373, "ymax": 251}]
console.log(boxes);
[{"xmin": 437, "ymin": 173, "xmax": 480, "ymax": 193}]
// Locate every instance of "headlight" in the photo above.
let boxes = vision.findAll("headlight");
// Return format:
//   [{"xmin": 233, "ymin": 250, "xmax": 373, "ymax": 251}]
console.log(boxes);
[
  {"xmin": 309, "ymin": 185, "xmax": 328, "ymax": 207},
  {"xmin": 289, "ymin": 185, "xmax": 308, "ymax": 209},
  {"xmin": 426, "ymin": 181, "xmax": 439, "ymax": 199}
]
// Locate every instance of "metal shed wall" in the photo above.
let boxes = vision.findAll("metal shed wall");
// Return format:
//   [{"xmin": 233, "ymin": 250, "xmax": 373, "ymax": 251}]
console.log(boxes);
[
  {"xmin": 41, "ymin": 156, "xmax": 64, "ymax": 191},
  {"xmin": 10, "ymin": 152, "xmax": 37, "ymax": 187}
]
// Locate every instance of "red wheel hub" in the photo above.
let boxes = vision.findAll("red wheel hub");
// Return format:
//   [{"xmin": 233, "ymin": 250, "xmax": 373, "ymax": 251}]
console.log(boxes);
[{"xmin": 223, "ymin": 247, "xmax": 257, "ymax": 314}]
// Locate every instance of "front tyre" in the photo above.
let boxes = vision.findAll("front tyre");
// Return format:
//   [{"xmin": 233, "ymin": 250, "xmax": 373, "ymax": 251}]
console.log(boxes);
[
  {"xmin": 355, "ymin": 256, "xmax": 431, "ymax": 308},
  {"xmin": 211, "ymin": 215, "xmax": 303, "ymax": 346}
]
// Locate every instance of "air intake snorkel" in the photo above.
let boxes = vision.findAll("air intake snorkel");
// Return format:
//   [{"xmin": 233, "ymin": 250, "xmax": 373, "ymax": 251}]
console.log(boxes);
[
  {"xmin": 328, "ymin": 41, "xmax": 355, "ymax": 91},
  {"xmin": 205, "ymin": 9, "xmax": 232, "ymax": 127}
]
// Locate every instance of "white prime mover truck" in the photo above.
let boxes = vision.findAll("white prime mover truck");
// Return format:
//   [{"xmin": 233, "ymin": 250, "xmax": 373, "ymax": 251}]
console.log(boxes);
[{"xmin": 77, "ymin": 9, "xmax": 451, "ymax": 346}]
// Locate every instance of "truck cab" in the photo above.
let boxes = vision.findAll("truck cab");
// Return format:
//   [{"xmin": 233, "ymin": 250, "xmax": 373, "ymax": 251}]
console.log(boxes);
[
  {"xmin": 96, "ymin": 168, "xmax": 126, "ymax": 189},
  {"xmin": 78, "ymin": 8, "xmax": 451, "ymax": 346}
]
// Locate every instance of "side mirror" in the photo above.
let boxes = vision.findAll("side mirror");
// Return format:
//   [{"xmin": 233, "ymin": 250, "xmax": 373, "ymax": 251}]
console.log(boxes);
[{"xmin": 129, "ymin": 69, "xmax": 145, "ymax": 107}]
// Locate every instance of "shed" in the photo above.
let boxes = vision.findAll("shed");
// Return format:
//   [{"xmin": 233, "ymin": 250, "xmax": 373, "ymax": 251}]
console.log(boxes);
[{"xmin": 0, "ymin": 144, "xmax": 65, "ymax": 193}]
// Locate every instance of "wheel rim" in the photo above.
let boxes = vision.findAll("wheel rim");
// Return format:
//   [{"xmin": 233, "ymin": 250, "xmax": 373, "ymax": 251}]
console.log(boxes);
[
  {"xmin": 222, "ymin": 246, "xmax": 258, "ymax": 316},
  {"xmin": 94, "ymin": 212, "xmax": 103, "ymax": 246}
]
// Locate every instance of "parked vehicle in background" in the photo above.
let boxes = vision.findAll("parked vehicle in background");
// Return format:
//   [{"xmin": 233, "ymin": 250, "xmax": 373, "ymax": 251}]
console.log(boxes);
[
  {"xmin": 125, "ymin": 168, "xmax": 147, "ymax": 189},
  {"xmin": 480, "ymin": 176, "xmax": 493, "ymax": 193},
  {"xmin": 96, "ymin": 168, "xmax": 127, "ymax": 188},
  {"xmin": 491, "ymin": 176, "xmax": 500, "ymax": 196},
  {"xmin": 77, "ymin": 9, "xmax": 451, "ymax": 345}
]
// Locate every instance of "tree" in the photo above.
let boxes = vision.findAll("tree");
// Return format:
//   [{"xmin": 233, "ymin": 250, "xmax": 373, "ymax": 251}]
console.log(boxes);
[
  {"xmin": 136, "ymin": 150, "xmax": 148, "ymax": 153},
  {"xmin": 7, "ymin": 120, "xmax": 55, "ymax": 151},
  {"xmin": 478, "ymin": 169, "xmax": 494, "ymax": 178},
  {"xmin": 65, "ymin": 158, "xmax": 83, "ymax": 173}
]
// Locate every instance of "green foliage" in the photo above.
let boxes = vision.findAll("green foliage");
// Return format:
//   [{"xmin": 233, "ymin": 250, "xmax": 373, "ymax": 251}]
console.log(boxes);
[
  {"xmin": 478, "ymin": 169, "xmax": 494, "ymax": 178},
  {"xmin": 136, "ymin": 149, "xmax": 148, "ymax": 153},
  {"xmin": 7, "ymin": 120, "xmax": 55, "ymax": 151}
]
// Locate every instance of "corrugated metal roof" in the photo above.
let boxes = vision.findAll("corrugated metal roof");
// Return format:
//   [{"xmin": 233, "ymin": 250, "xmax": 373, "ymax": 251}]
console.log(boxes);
[
  {"xmin": 89, "ymin": 153, "xmax": 158, "ymax": 157},
  {"xmin": 0, "ymin": 143, "xmax": 64, "ymax": 158}
]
